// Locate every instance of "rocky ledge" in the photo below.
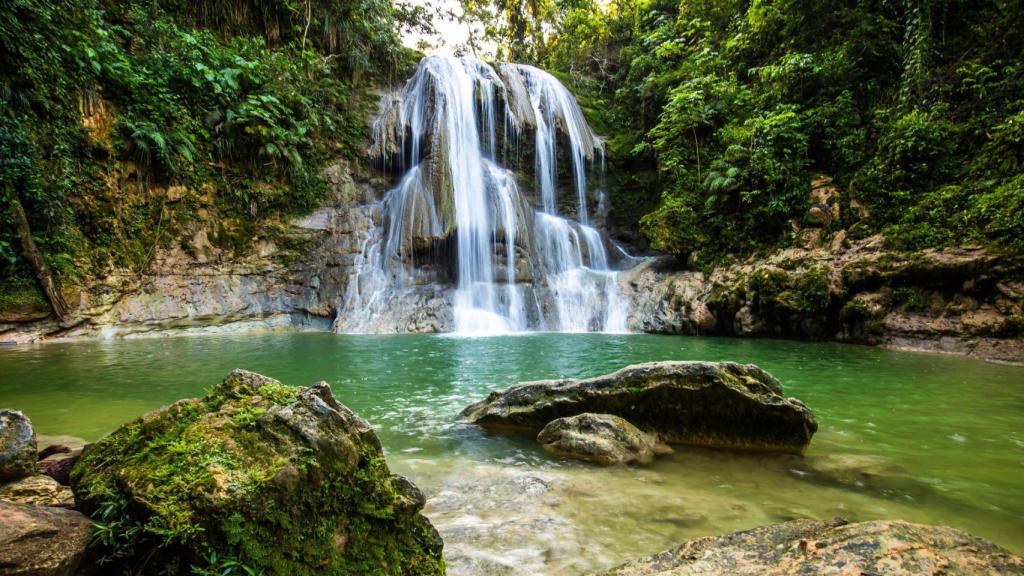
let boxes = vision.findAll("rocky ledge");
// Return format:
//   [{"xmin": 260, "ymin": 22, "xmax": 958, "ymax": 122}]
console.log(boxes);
[
  {"xmin": 597, "ymin": 517, "xmax": 1024, "ymax": 575},
  {"xmin": 461, "ymin": 361, "xmax": 817, "ymax": 453},
  {"xmin": 621, "ymin": 234, "xmax": 1024, "ymax": 364}
]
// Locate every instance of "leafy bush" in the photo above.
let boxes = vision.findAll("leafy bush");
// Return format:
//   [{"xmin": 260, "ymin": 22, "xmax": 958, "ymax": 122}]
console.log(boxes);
[{"xmin": 1, "ymin": 0, "xmax": 409, "ymax": 287}]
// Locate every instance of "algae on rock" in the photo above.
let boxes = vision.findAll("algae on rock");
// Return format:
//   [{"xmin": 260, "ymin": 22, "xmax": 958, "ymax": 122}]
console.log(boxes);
[{"xmin": 70, "ymin": 369, "xmax": 445, "ymax": 575}]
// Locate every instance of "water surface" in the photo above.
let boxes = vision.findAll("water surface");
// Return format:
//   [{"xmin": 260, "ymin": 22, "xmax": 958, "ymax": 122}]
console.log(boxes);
[{"xmin": 1, "ymin": 333, "xmax": 1022, "ymax": 573}]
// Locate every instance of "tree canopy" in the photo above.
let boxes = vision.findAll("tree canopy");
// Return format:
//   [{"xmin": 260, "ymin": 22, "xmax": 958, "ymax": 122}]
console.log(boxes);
[{"xmin": 461, "ymin": 0, "xmax": 1024, "ymax": 263}]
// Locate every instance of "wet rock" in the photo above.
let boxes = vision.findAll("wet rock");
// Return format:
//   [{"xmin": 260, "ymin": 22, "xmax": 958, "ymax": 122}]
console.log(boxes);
[
  {"xmin": 537, "ymin": 413, "xmax": 669, "ymax": 465},
  {"xmin": 597, "ymin": 518, "xmax": 1024, "ymax": 575},
  {"xmin": 0, "ymin": 474, "xmax": 75, "ymax": 506},
  {"xmin": 37, "ymin": 444, "xmax": 72, "ymax": 460},
  {"xmin": 462, "ymin": 361, "xmax": 817, "ymax": 452},
  {"xmin": 38, "ymin": 448, "xmax": 85, "ymax": 486},
  {"xmin": 0, "ymin": 500, "xmax": 95, "ymax": 576},
  {"xmin": 0, "ymin": 409, "xmax": 36, "ymax": 481},
  {"xmin": 70, "ymin": 369, "xmax": 444, "ymax": 575}
]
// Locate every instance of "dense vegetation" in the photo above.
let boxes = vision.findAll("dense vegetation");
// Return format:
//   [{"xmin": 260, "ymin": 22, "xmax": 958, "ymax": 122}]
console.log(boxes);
[
  {"xmin": 463, "ymin": 0, "xmax": 1023, "ymax": 264},
  {"xmin": 4, "ymin": 0, "xmax": 1023, "ymax": 318},
  {"xmin": 0, "ymin": 0, "xmax": 420, "ymax": 317}
]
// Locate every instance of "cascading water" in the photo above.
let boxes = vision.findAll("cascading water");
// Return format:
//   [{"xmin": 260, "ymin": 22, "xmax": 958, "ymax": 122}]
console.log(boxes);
[{"xmin": 335, "ymin": 56, "xmax": 629, "ymax": 334}]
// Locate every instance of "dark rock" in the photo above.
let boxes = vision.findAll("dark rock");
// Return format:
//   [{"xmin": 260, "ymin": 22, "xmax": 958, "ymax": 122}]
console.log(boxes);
[
  {"xmin": 461, "ymin": 361, "xmax": 817, "ymax": 452},
  {"xmin": 537, "ymin": 413, "xmax": 670, "ymax": 465},
  {"xmin": 37, "ymin": 444, "xmax": 71, "ymax": 461},
  {"xmin": 70, "ymin": 369, "xmax": 445, "ymax": 575},
  {"xmin": 0, "ymin": 500, "xmax": 95, "ymax": 576},
  {"xmin": 37, "ymin": 449, "xmax": 84, "ymax": 486},
  {"xmin": 596, "ymin": 518, "xmax": 1024, "ymax": 575},
  {"xmin": 0, "ymin": 409, "xmax": 36, "ymax": 481}
]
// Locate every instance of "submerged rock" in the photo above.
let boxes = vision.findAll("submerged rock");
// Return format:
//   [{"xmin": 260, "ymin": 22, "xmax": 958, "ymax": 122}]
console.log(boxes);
[
  {"xmin": 0, "ymin": 409, "xmax": 36, "ymax": 481},
  {"xmin": 537, "ymin": 413, "xmax": 669, "ymax": 465},
  {"xmin": 0, "ymin": 500, "xmax": 94, "ymax": 576},
  {"xmin": 597, "ymin": 518, "xmax": 1024, "ymax": 575},
  {"xmin": 0, "ymin": 474, "xmax": 75, "ymax": 507},
  {"xmin": 787, "ymin": 453, "xmax": 917, "ymax": 493},
  {"xmin": 70, "ymin": 369, "xmax": 445, "ymax": 575},
  {"xmin": 461, "ymin": 361, "xmax": 817, "ymax": 452}
]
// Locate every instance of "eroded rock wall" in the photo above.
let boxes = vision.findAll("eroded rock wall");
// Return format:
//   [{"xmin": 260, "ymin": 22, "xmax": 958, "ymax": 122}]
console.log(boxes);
[
  {"xmin": 622, "ymin": 233, "xmax": 1024, "ymax": 363},
  {"xmin": 0, "ymin": 159, "xmax": 385, "ymax": 342}
]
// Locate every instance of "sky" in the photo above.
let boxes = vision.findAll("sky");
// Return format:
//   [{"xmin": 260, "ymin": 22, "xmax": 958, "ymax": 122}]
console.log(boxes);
[{"xmin": 400, "ymin": 0, "xmax": 490, "ymax": 57}]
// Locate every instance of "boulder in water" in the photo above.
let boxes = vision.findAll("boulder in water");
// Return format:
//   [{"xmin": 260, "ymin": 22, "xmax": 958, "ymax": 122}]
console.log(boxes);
[
  {"xmin": 0, "ymin": 409, "xmax": 36, "ymax": 481},
  {"xmin": 70, "ymin": 369, "xmax": 445, "ymax": 575},
  {"xmin": 0, "ymin": 500, "xmax": 95, "ymax": 576},
  {"xmin": 537, "ymin": 413, "xmax": 670, "ymax": 465},
  {"xmin": 461, "ymin": 361, "xmax": 817, "ymax": 452},
  {"xmin": 597, "ymin": 518, "xmax": 1024, "ymax": 575}
]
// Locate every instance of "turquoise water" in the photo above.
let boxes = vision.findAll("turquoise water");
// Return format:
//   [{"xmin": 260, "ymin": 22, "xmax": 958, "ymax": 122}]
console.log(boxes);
[{"xmin": 1, "ymin": 333, "xmax": 1022, "ymax": 573}]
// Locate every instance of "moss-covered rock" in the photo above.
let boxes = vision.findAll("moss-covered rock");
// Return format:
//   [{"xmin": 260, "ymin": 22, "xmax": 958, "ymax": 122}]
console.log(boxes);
[
  {"xmin": 0, "ymin": 409, "xmax": 37, "ymax": 481},
  {"xmin": 69, "ymin": 369, "xmax": 445, "ymax": 576},
  {"xmin": 461, "ymin": 361, "xmax": 817, "ymax": 452}
]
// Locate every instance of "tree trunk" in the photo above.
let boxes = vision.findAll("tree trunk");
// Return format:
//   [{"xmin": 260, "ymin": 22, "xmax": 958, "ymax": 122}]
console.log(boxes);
[{"xmin": 7, "ymin": 191, "xmax": 71, "ymax": 322}]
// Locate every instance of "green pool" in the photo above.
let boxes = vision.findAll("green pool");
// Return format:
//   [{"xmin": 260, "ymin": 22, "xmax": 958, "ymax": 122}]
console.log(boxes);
[{"xmin": 1, "ymin": 332, "xmax": 1022, "ymax": 574}]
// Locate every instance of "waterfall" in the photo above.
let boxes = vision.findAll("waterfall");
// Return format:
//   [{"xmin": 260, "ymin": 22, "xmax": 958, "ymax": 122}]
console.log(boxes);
[{"xmin": 336, "ymin": 56, "xmax": 628, "ymax": 334}]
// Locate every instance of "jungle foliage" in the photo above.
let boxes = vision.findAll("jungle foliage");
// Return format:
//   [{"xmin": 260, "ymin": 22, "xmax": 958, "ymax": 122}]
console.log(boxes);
[
  {"xmin": 463, "ymin": 0, "xmax": 1024, "ymax": 263},
  {"xmin": 0, "ymin": 0, "xmax": 419, "ymax": 299}
]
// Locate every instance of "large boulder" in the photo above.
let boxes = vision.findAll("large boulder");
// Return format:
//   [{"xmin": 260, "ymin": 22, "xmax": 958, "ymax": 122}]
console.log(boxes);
[
  {"xmin": 70, "ymin": 369, "xmax": 445, "ymax": 575},
  {"xmin": 597, "ymin": 518, "xmax": 1024, "ymax": 575},
  {"xmin": 0, "ymin": 474, "xmax": 75, "ymax": 506},
  {"xmin": 537, "ymin": 413, "xmax": 669, "ymax": 465},
  {"xmin": 461, "ymin": 361, "xmax": 817, "ymax": 452},
  {"xmin": 0, "ymin": 409, "xmax": 37, "ymax": 481},
  {"xmin": 0, "ymin": 500, "xmax": 95, "ymax": 576}
]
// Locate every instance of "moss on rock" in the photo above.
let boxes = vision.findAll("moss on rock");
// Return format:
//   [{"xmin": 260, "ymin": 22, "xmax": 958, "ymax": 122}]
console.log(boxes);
[{"xmin": 70, "ymin": 369, "xmax": 444, "ymax": 575}]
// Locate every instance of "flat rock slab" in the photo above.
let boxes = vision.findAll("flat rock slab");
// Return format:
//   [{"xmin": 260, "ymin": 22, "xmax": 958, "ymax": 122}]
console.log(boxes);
[
  {"xmin": 462, "ymin": 361, "xmax": 817, "ymax": 452},
  {"xmin": 0, "ymin": 474, "xmax": 75, "ymax": 506},
  {"xmin": 0, "ymin": 500, "xmax": 94, "ymax": 576},
  {"xmin": 597, "ymin": 518, "xmax": 1024, "ymax": 575}
]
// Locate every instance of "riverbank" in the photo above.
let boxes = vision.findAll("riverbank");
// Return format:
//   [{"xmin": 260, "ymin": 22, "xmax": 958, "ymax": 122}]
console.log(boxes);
[
  {"xmin": 1, "ymin": 169, "xmax": 1021, "ymax": 366},
  {"xmin": 622, "ymin": 233, "xmax": 1024, "ymax": 365}
]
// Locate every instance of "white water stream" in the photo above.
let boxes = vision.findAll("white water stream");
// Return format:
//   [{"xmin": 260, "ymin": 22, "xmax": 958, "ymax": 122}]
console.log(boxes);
[{"xmin": 336, "ymin": 56, "xmax": 628, "ymax": 334}]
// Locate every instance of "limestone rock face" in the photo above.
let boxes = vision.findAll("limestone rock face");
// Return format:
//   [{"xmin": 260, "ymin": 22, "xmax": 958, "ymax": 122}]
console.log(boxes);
[
  {"xmin": 462, "ymin": 361, "xmax": 817, "ymax": 452},
  {"xmin": 0, "ymin": 474, "xmax": 75, "ymax": 507},
  {"xmin": 537, "ymin": 413, "xmax": 669, "ymax": 465},
  {"xmin": 0, "ymin": 500, "xmax": 95, "ymax": 576},
  {"xmin": 70, "ymin": 369, "xmax": 445, "ymax": 575},
  {"xmin": 597, "ymin": 518, "xmax": 1024, "ymax": 575},
  {"xmin": 0, "ymin": 410, "xmax": 36, "ymax": 481},
  {"xmin": 620, "ymin": 237, "xmax": 1024, "ymax": 364}
]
